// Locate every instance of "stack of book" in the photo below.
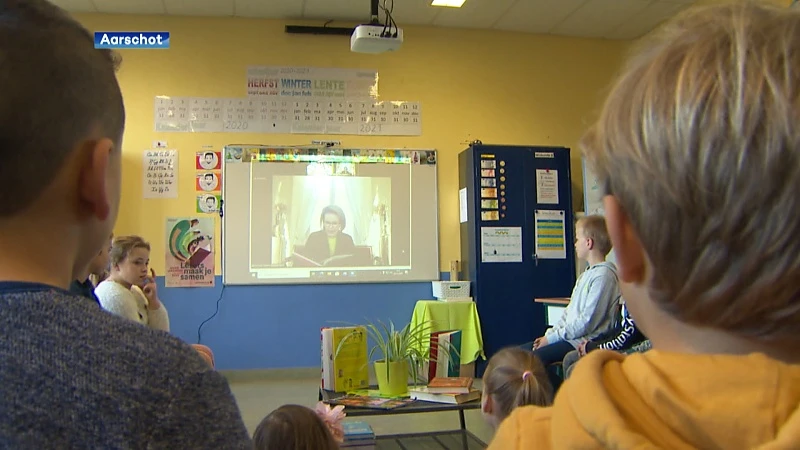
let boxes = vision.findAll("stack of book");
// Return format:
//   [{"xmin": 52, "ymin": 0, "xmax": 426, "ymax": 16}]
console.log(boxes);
[
  {"xmin": 409, "ymin": 376, "xmax": 481, "ymax": 404},
  {"xmin": 423, "ymin": 329, "xmax": 463, "ymax": 381},
  {"xmin": 341, "ymin": 421, "xmax": 375, "ymax": 449}
]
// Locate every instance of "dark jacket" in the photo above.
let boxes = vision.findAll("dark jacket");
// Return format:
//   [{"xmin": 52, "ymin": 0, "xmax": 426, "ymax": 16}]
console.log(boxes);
[
  {"xmin": 69, "ymin": 279, "xmax": 100, "ymax": 306},
  {"xmin": 585, "ymin": 302, "xmax": 646, "ymax": 353},
  {"xmin": 302, "ymin": 230, "xmax": 356, "ymax": 265}
]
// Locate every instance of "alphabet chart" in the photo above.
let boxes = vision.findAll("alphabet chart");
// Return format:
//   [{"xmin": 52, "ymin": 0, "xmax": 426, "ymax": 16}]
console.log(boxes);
[
  {"xmin": 143, "ymin": 149, "xmax": 178, "ymax": 199},
  {"xmin": 154, "ymin": 97, "xmax": 422, "ymax": 136}
]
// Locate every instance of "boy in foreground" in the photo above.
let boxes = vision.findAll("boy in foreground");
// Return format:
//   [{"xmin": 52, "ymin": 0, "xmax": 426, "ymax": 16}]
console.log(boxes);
[
  {"xmin": 489, "ymin": 2, "xmax": 800, "ymax": 448},
  {"xmin": 0, "ymin": 1, "xmax": 251, "ymax": 447}
]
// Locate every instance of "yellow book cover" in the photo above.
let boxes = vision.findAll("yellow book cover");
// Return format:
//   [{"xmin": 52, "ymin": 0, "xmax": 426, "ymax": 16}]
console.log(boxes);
[{"xmin": 332, "ymin": 327, "xmax": 369, "ymax": 392}]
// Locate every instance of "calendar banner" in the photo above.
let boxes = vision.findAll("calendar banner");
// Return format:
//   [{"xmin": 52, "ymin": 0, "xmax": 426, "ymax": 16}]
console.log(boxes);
[
  {"xmin": 154, "ymin": 97, "xmax": 422, "ymax": 136},
  {"xmin": 246, "ymin": 66, "xmax": 378, "ymax": 99},
  {"xmin": 165, "ymin": 217, "xmax": 215, "ymax": 288}
]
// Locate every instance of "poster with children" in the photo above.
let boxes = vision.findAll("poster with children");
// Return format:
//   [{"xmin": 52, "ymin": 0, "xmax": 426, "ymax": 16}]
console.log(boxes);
[{"xmin": 165, "ymin": 217, "xmax": 215, "ymax": 288}]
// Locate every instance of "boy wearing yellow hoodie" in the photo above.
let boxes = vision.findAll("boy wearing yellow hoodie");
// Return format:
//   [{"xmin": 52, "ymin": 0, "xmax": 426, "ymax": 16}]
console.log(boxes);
[{"xmin": 488, "ymin": 2, "xmax": 800, "ymax": 448}]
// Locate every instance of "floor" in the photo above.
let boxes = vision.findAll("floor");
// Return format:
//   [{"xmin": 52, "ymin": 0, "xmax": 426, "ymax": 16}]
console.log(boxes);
[{"xmin": 226, "ymin": 369, "xmax": 495, "ymax": 447}]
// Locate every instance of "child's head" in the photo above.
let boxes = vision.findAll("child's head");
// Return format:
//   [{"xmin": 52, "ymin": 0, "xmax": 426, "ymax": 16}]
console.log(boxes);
[
  {"xmin": 575, "ymin": 215, "xmax": 612, "ymax": 260},
  {"xmin": 581, "ymin": 3, "xmax": 800, "ymax": 359},
  {"xmin": 253, "ymin": 404, "xmax": 339, "ymax": 450},
  {"xmin": 481, "ymin": 347, "xmax": 553, "ymax": 428},
  {"xmin": 109, "ymin": 236, "xmax": 151, "ymax": 287},
  {"xmin": 0, "ymin": 0, "xmax": 125, "ymax": 286},
  {"xmin": 86, "ymin": 233, "xmax": 114, "ymax": 278}
]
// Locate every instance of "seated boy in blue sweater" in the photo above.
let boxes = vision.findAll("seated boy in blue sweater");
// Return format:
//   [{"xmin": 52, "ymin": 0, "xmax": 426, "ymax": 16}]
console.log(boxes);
[
  {"xmin": 0, "ymin": 1, "xmax": 250, "ymax": 448},
  {"xmin": 561, "ymin": 297, "xmax": 646, "ymax": 379},
  {"xmin": 529, "ymin": 215, "xmax": 620, "ymax": 371}
]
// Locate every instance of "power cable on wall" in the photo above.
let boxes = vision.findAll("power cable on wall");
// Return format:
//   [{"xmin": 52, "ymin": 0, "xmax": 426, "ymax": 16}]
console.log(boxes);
[{"xmin": 197, "ymin": 198, "xmax": 226, "ymax": 345}]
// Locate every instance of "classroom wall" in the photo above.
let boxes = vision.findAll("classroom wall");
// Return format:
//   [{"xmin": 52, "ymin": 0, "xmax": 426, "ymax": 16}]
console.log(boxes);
[{"xmin": 75, "ymin": 13, "xmax": 629, "ymax": 370}]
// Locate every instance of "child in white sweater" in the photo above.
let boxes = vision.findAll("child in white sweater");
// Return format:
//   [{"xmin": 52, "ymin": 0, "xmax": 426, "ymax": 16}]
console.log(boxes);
[
  {"xmin": 95, "ymin": 235, "xmax": 215, "ymax": 367},
  {"xmin": 95, "ymin": 235, "xmax": 169, "ymax": 331}
]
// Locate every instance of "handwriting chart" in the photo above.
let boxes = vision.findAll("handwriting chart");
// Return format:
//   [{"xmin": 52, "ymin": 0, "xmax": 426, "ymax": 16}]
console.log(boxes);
[{"xmin": 143, "ymin": 149, "xmax": 178, "ymax": 199}]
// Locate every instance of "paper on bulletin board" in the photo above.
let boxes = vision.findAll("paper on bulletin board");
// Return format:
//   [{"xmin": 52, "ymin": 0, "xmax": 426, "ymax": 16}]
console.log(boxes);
[
  {"xmin": 196, "ymin": 172, "xmax": 221, "ymax": 192},
  {"xmin": 459, "ymin": 188, "xmax": 468, "ymax": 223},
  {"xmin": 196, "ymin": 151, "xmax": 221, "ymax": 170},
  {"xmin": 165, "ymin": 217, "xmax": 215, "ymax": 288},
  {"xmin": 143, "ymin": 149, "xmax": 178, "ymax": 199},
  {"xmin": 481, "ymin": 227, "xmax": 523, "ymax": 263},
  {"xmin": 197, "ymin": 194, "xmax": 221, "ymax": 214},
  {"xmin": 582, "ymin": 158, "xmax": 605, "ymax": 216},
  {"xmin": 535, "ymin": 210, "xmax": 567, "ymax": 260},
  {"xmin": 535, "ymin": 169, "xmax": 559, "ymax": 205}
]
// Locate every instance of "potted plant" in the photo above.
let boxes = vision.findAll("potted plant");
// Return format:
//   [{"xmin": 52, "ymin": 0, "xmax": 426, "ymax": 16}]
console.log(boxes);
[{"xmin": 336, "ymin": 320, "xmax": 457, "ymax": 397}]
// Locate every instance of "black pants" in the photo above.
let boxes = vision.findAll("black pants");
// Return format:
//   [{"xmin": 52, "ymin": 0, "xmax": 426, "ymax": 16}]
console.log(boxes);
[
  {"xmin": 521, "ymin": 340, "xmax": 575, "ymax": 392},
  {"xmin": 532, "ymin": 341, "xmax": 575, "ymax": 366}
]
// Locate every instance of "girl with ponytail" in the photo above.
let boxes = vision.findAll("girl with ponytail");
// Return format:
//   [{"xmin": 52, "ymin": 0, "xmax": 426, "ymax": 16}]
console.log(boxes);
[{"xmin": 481, "ymin": 347, "xmax": 553, "ymax": 429}]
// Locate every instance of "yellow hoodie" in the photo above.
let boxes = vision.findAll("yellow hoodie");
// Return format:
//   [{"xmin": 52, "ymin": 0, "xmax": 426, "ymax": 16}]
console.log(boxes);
[{"xmin": 488, "ymin": 350, "xmax": 800, "ymax": 449}]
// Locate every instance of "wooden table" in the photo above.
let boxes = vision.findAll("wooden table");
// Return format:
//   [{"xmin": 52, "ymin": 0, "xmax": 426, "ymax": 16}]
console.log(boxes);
[
  {"xmin": 535, "ymin": 297, "xmax": 569, "ymax": 327},
  {"xmin": 320, "ymin": 388, "xmax": 485, "ymax": 449}
]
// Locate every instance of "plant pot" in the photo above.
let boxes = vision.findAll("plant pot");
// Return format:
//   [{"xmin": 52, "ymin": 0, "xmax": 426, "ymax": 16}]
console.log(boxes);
[{"xmin": 374, "ymin": 359, "xmax": 408, "ymax": 397}]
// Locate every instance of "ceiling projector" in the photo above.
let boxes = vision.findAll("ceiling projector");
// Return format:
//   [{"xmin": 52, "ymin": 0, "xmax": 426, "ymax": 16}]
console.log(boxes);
[{"xmin": 351, "ymin": 24, "xmax": 404, "ymax": 54}]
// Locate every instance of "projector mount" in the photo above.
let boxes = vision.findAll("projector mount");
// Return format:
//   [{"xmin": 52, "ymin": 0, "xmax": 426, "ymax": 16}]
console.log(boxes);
[{"xmin": 284, "ymin": 0, "xmax": 397, "ymax": 38}]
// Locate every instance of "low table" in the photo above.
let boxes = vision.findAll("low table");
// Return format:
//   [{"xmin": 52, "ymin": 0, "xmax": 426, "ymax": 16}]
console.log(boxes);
[{"xmin": 320, "ymin": 388, "xmax": 486, "ymax": 449}]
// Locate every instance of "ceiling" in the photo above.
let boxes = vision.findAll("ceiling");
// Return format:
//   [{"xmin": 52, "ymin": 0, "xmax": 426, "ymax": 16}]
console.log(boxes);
[{"xmin": 52, "ymin": 0, "xmax": 699, "ymax": 40}]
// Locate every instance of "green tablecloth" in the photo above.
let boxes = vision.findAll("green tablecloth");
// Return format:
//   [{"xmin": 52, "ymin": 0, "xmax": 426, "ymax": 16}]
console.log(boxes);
[{"xmin": 410, "ymin": 300, "xmax": 486, "ymax": 364}]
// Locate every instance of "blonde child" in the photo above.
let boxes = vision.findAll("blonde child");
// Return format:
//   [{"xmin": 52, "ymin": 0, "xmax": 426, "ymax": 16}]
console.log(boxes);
[
  {"xmin": 490, "ymin": 2, "xmax": 800, "ymax": 448},
  {"xmin": 96, "ymin": 235, "xmax": 216, "ymax": 367},
  {"xmin": 529, "ymin": 215, "xmax": 620, "ymax": 384},
  {"xmin": 95, "ymin": 236, "xmax": 170, "ymax": 331},
  {"xmin": 481, "ymin": 347, "xmax": 553, "ymax": 429},
  {"xmin": 253, "ymin": 403, "xmax": 344, "ymax": 450}
]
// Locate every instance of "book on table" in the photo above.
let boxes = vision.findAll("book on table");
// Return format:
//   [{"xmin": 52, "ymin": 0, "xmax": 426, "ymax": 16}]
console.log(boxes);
[
  {"xmin": 426, "ymin": 376, "xmax": 474, "ymax": 394},
  {"xmin": 320, "ymin": 326, "xmax": 369, "ymax": 392},
  {"xmin": 341, "ymin": 421, "xmax": 376, "ymax": 448},
  {"xmin": 326, "ymin": 394, "xmax": 416, "ymax": 410},
  {"xmin": 423, "ymin": 329, "xmax": 463, "ymax": 382},
  {"xmin": 408, "ymin": 387, "xmax": 482, "ymax": 405}
]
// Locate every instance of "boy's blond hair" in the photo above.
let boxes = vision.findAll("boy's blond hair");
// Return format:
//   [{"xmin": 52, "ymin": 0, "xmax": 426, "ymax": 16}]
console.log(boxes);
[
  {"xmin": 577, "ymin": 215, "xmax": 612, "ymax": 256},
  {"xmin": 580, "ymin": 2, "xmax": 800, "ymax": 346}
]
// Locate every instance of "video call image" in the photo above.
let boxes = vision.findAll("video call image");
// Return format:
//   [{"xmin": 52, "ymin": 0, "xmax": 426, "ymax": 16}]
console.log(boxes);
[
  {"xmin": 222, "ymin": 147, "xmax": 438, "ymax": 285},
  {"xmin": 268, "ymin": 175, "xmax": 399, "ymax": 268}
]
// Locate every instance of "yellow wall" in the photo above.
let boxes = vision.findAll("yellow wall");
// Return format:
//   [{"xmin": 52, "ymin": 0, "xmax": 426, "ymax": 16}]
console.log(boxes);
[
  {"xmin": 74, "ymin": 14, "xmax": 629, "ymax": 274},
  {"xmin": 696, "ymin": 0, "xmax": 791, "ymax": 5}
]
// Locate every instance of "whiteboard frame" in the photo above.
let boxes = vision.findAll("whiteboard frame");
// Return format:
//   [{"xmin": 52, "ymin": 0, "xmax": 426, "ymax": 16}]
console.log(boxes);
[{"xmin": 220, "ymin": 144, "xmax": 441, "ymax": 286}]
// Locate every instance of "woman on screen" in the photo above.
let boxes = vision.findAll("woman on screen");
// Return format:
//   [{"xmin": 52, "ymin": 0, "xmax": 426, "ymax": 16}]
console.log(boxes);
[{"xmin": 301, "ymin": 205, "xmax": 356, "ymax": 266}]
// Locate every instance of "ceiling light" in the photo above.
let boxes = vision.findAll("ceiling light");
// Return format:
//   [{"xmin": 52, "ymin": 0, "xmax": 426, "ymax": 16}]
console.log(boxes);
[{"xmin": 431, "ymin": 0, "xmax": 466, "ymax": 7}]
